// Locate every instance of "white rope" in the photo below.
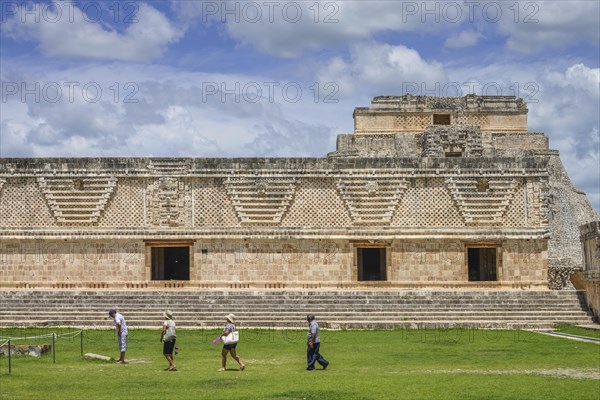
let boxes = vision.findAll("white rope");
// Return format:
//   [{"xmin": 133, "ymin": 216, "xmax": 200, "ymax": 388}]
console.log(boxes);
[{"xmin": 55, "ymin": 331, "xmax": 83, "ymax": 340}]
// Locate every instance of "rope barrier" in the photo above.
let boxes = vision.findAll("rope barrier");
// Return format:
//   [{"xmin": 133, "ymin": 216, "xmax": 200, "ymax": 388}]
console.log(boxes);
[
  {"xmin": 1, "ymin": 330, "xmax": 85, "ymax": 374},
  {"xmin": 0, "ymin": 330, "xmax": 83, "ymax": 341}
]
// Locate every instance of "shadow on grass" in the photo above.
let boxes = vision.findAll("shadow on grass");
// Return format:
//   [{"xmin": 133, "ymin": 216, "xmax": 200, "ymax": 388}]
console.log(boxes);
[{"xmin": 269, "ymin": 390, "xmax": 352, "ymax": 399}]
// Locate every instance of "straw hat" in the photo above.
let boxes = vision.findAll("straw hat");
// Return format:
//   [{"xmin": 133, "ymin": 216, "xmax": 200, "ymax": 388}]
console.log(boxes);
[
  {"xmin": 163, "ymin": 310, "xmax": 173, "ymax": 319},
  {"xmin": 225, "ymin": 313, "xmax": 236, "ymax": 323}
]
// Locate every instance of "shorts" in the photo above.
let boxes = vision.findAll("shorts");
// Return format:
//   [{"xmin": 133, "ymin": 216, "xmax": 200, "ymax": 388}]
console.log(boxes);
[
  {"xmin": 118, "ymin": 334, "xmax": 128, "ymax": 352},
  {"xmin": 223, "ymin": 343, "xmax": 237, "ymax": 350},
  {"xmin": 163, "ymin": 338, "xmax": 176, "ymax": 355}
]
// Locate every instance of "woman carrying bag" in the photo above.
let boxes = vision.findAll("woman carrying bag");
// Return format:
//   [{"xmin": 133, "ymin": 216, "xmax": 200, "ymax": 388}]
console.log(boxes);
[
  {"xmin": 219, "ymin": 313, "xmax": 245, "ymax": 371},
  {"xmin": 161, "ymin": 310, "xmax": 177, "ymax": 371}
]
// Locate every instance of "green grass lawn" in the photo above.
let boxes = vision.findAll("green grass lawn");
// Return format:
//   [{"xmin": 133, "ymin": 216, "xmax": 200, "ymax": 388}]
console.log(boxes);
[
  {"xmin": 0, "ymin": 327, "xmax": 598, "ymax": 400},
  {"xmin": 555, "ymin": 325, "xmax": 600, "ymax": 339}
]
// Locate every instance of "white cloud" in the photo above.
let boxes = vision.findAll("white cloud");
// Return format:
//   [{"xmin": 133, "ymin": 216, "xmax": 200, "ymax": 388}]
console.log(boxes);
[
  {"xmin": 180, "ymin": 1, "xmax": 598, "ymax": 58},
  {"xmin": 185, "ymin": 1, "xmax": 466, "ymax": 58},
  {"xmin": 498, "ymin": 1, "xmax": 600, "ymax": 53},
  {"xmin": 1, "ymin": 2, "xmax": 182, "ymax": 62},
  {"xmin": 444, "ymin": 30, "xmax": 484, "ymax": 49},
  {"xmin": 318, "ymin": 42, "xmax": 447, "ymax": 98},
  {"xmin": 564, "ymin": 64, "xmax": 600, "ymax": 96},
  {"xmin": 0, "ymin": 63, "xmax": 342, "ymax": 158}
]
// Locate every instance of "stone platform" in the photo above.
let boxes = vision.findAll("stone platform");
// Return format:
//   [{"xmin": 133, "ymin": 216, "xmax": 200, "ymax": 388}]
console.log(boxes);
[{"xmin": 0, "ymin": 289, "xmax": 594, "ymax": 330}]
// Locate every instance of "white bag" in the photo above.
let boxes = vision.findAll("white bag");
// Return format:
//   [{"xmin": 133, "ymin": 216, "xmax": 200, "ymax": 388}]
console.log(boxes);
[
  {"xmin": 163, "ymin": 321, "xmax": 176, "ymax": 342},
  {"xmin": 222, "ymin": 331, "xmax": 239, "ymax": 344}
]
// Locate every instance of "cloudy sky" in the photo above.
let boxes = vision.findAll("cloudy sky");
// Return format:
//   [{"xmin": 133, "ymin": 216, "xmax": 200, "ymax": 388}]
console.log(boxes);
[{"xmin": 1, "ymin": 1, "xmax": 599, "ymax": 211}]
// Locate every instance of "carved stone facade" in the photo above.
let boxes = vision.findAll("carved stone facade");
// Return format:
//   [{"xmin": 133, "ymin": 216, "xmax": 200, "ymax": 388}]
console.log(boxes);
[
  {"xmin": 146, "ymin": 177, "xmax": 192, "ymax": 227},
  {"xmin": 0, "ymin": 95, "xmax": 597, "ymax": 290},
  {"xmin": 579, "ymin": 222, "xmax": 600, "ymax": 319}
]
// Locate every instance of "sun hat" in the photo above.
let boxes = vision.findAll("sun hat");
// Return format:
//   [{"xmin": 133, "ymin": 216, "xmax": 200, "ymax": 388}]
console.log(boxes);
[
  {"xmin": 108, "ymin": 309, "xmax": 117, "ymax": 316},
  {"xmin": 225, "ymin": 313, "xmax": 236, "ymax": 323},
  {"xmin": 163, "ymin": 310, "xmax": 173, "ymax": 319}
]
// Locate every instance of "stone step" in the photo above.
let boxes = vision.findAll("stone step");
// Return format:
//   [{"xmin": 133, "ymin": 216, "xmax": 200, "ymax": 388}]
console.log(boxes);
[
  {"xmin": 1, "ymin": 295, "xmax": 585, "ymax": 303},
  {"xmin": 2, "ymin": 314, "xmax": 592, "ymax": 322},
  {"xmin": 2, "ymin": 303, "xmax": 585, "ymax": 310},
  {"xmin": 1, "ymin": 289, "xmax": 584, "ymax": 295},
  {"xmin": 1, "ymin": 290, "xmax": 593, "ymax": 329},
  {"xmin": 0, "ymin": 307, "xmax": 587, "ymax": 316},
  {"xmin": 2, "ymin": 304, "xmax": 586, "ymax": 311},
  {"xmin": 0, "ymin": 291, "xmax": 586, "ymax": 299},
  {"xmin": 1, "ymin": 320, "xmax": 592, "ymax": 330}
]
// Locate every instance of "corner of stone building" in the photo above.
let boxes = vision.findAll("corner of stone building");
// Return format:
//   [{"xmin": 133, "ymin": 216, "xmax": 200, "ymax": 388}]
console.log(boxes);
[{"xmin": 545, "ymin": 153, "xmax": 600, "ymax": 267}]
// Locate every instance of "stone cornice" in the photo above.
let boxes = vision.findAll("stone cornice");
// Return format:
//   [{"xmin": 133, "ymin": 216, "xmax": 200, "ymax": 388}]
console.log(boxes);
[
  {"xmin": 0, "ymin": 157, "xmax": 549, "ymax": 177},
  {"xmin": 0, "ymin": 227, "xmax": 550, "ymax": 240}
]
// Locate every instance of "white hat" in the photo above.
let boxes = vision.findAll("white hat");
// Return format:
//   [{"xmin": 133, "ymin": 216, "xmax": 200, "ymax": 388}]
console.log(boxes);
[{"xmin": 225, "ymin": 313, "xmax": 236, "ymax": 323}]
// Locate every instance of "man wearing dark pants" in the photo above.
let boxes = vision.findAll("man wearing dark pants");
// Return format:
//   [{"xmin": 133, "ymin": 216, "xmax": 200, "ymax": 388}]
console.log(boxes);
[{"xmin": 306, "ymin": 314, "xmax": 329, "ymax": 371}]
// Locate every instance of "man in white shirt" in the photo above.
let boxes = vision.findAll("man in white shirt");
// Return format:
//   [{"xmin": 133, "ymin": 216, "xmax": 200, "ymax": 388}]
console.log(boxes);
[{"xmin": 108, "ymin": 309, "xmax": 128, "ymax": 364}]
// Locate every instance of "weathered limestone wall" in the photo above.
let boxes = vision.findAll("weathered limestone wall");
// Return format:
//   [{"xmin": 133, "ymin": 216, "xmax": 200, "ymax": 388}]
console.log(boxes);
[
  {"xmin": 580, "ymin": 222, "xmax": 600, "ymax": 319},
  {"xmin": 0, "ymin": 238, "xmax": 549, "ymax": 288},
  {"xmin": 502, "ymin": 240, "xmax": 548, "ymax": 284},
  {"xmin": 390, "ymin": 239, "xmax": 546, "ymax": 286},
  {"xmin": 546, "ymin": 156, "xmax": 600, "ymax": 266},
  {"xmin": 0, "ymin": 240, "xmax": 145, "ymax": 287},
  {"xmin": 492, "ymin": 132, "xmax": 549, "ymax": 152},
  {"xmin": 195, "ymin": 239, "xmax": 353, "ymax": 284},
  {"xmin": 331, "ymin": 131, "xmax": 549, "ymax": 158}
]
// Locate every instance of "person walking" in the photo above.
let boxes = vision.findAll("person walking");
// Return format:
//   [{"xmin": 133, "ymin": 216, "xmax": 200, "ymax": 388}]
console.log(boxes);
[
  {"xmin": 219, "ymin": 313, "xmax": 245, "ymax": 371},
  {"xmin": 160, "ymin": 310, "xmax": 177, "ymax": 371},
  {"xmin": 108, "ymin": 309, "xmax": 128, "ymax": 364},
  {"xmin": 306, "ymin": 314, "xmax": 328, "ymax": 371}
]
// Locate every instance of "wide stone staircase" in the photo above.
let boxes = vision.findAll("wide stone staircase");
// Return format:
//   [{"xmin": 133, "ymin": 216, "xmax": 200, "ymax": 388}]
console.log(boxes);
[{"xmin": 0, "ymin": 289, "xmax": 595, "ymax": 330}]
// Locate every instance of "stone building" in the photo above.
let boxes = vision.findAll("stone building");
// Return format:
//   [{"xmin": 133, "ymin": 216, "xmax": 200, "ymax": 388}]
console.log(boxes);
[
  {"xmin": 0, "ymin": 95, "xmax": 598, "ymax": 291},
  {"xmin": 577, "ymin": 222, "xmax": 600, "ymax": 320}
]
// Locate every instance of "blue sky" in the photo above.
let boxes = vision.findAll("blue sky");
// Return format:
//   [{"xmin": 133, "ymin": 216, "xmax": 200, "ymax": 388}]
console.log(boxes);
[{"xmin": 1, "ymin": 0, "xmax": 599, "ymax": 211}]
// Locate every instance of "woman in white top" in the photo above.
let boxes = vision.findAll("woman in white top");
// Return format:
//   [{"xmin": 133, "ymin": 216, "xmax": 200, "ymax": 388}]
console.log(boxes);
[
  {"xmin": 219, "ymin": 313, "xmax": 245, "ymax": 371},
  {"xmin": 161, "ymin": 310, "xmax": 177, "ymax": 371}
]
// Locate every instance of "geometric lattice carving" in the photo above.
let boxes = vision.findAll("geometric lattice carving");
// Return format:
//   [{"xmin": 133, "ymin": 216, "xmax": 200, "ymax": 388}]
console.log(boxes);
[
  {"xmin": 224, "ymin": 177, "xmax": 297, "ymax": 224},
  {"xmin": 469, "ymin": 114, "xmax": 489, "ymax": 126},
  {"xmin": 282, "ymin": 178, "xmax": 352, "ymax": 227},
  {"xmin": 148, "ymin": 159, "xmax": 192, "ymax": 175},
  {"xmin": 37, "ymin": 177, "xmax": 117, "ymax": 224},
  {"xmin": 394, "ymin": 113, "xmax": 430, "ymax": 130},
  {"xmin": 0, "ymin": 178, "xmax": 5, "ymax": 198},
  {"xmin": 445, "ymin": 177, "xmax": 519, "ymax": 225},
  {"xmin": 392, "ymin": 178, "xmax": 464, "ymax": 227},
  {"xmin": 146, "ymin": 177, "xmax": 192, "ymax": 227},
  {"xmin": 456, "ymin": 113, "xmax": 489, "ymax": 127},
  {"xmin": 336, "ymin": 177, "xmax": 409, "ymax": 225}
]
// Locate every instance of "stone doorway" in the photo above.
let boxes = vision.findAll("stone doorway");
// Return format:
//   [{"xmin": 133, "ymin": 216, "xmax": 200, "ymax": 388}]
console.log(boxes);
[
  {"xmin": 467, "ymin": 248, "xmax": 497, "ymax": 281},
  {"xmin": 151, "ymin": 247, "xmax": 190, "ymax": 280},
  {"xmin": 357, "ymin": 248, "xmax": 387, "ymax": 281}
]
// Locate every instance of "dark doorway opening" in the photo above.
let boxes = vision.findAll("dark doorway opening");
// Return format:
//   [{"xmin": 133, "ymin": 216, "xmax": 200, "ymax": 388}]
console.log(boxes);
[
  {"xmin": 433, "ymin": 114, "xmax": 451, "ymax": 125},
  {"xmin": 358, "ymin": 248, "xmax": 386, "ymax": 281},
  {"xmin": 445, "ymin": 151, "xmax": 463, "ymax": 157},
  {"xmin": 468, "ymin": 248, "xmax": 497, "ymax": 281},
  {"xmin": 152, "ymin": 247, "xmax": 190, "ymax": 280}
]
